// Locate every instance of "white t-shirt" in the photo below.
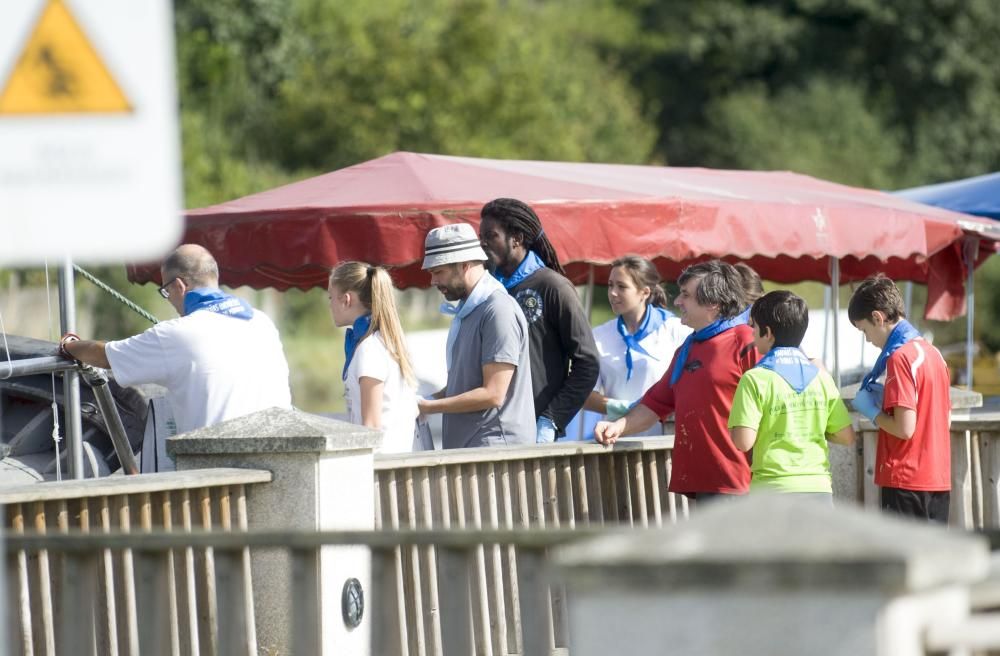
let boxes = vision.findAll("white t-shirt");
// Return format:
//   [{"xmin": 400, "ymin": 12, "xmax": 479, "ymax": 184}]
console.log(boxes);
[
  {"xmin": 106, "ymin": 309, "xmax": 292, "ymax": 435},
  {"xmin": 592, "ymin": 312, "xmax": 691, "ymax": 437},
  {"xmin": 344, "ymin": 331, "xmax": 419, "ymax": 453}
]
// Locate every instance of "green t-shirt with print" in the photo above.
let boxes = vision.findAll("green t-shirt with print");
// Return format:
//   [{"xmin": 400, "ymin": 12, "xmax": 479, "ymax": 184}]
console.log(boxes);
[{"xmin": 728, "ymin": 366, "xmax": 852, "ymax": 493}]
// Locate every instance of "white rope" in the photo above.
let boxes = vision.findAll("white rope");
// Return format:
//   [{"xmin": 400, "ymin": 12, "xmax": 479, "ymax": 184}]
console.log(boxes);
[{"xmin": 44, "ymin": 262, "xmax": 63, "ymax": 481}]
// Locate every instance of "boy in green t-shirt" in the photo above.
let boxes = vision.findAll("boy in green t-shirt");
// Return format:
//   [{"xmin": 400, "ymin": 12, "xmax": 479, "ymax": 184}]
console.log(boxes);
[{"xmin": 728, "ymin": 291, "xmax": 856, "ymax": 497}]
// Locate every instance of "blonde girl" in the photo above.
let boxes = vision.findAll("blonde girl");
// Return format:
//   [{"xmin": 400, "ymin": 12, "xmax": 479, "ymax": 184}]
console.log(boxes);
[{"xmin": 329, "ymin": 262, "xmax": 421, "ymax": 452}]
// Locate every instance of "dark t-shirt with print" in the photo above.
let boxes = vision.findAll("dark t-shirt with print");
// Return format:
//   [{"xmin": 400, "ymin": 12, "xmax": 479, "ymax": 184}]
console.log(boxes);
[{"xmin": 507, "ymin": 267, "xmax": 600, "ymax": 434}]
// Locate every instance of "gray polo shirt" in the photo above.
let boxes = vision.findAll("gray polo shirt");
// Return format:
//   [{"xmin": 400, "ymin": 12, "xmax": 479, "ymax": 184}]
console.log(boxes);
[{"xmin": 442, "ymin": 289, "xmax": 535, "ymax": 448}]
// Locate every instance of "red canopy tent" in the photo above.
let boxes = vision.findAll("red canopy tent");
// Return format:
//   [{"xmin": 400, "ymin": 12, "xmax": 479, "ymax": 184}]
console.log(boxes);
[{"xmin": 128, "ymin": 151, "xmax": 1000, "ymax": 320}]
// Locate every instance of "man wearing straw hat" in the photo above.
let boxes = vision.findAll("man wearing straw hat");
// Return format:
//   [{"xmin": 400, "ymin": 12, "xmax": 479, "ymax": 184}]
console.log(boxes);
[{"xmin": 417, "ymin": 224, "xmax": 536, "ymax": 448}]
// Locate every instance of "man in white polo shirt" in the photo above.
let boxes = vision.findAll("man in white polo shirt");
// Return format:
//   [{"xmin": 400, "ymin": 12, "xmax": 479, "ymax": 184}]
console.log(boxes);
[
  {"xmin": 416, "ymin": 224, "xmax": 535, "ymax": 448},
  {"xmin": 62, "ymin": 244, "xmax": 292, "ymax": 434}
]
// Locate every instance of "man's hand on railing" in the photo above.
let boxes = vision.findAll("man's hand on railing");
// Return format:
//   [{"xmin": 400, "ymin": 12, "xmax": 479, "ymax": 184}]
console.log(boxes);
[
  {"xmin": 594, "ymin": 418, "xmax": 626, "ymax": 445},
  {"xmin": 56, "ymin": 335, "xmax": 112, "ymax": 369},
  {"xmin": 58, "ymin": 332, "xmax": 81, "ymax": 362}
]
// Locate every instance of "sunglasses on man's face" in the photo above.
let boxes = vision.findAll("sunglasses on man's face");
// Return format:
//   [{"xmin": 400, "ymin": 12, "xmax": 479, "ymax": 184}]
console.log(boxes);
[{"xmin": 158, "ymin": 278, "xmax": 178, "ymax": 299}]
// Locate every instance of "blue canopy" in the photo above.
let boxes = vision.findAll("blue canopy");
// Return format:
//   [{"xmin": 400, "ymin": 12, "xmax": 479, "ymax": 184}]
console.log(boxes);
[{"xmin": 897, "ymin": 172, "xmax": 1000, "ymax": 220}]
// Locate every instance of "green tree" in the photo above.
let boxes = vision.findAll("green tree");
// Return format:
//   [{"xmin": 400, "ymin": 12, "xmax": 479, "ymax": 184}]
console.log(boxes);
[
  {"xmin": 258, "ymin": 0, "xmax": 656, "ymax": 171},
  {"xmin": 695, "ymin": 79, "xmax": 902, "ymax": 188},
  {"xmin": 618, "ymin": 0, "xmax": 1000, "ymax": 181}
]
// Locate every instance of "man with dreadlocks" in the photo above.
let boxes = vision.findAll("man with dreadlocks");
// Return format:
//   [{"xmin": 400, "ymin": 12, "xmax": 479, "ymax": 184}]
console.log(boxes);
[{"xmin": 479, "ymin": 198, "xmax": 600, "ymax": 443}]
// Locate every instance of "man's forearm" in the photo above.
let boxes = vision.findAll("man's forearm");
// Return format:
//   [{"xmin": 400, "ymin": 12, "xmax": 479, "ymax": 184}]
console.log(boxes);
[
  {"xmin": 421, "ymin": 386, "xmax": 502, "ymax": 414},
  {"xmin": 583, "ymin": 391, "xmax": 607, "ymax": 414},
  {"xmin": 63, "ymin": 340, "xmax": 111, "ymax": 369},
  {"xmin": 621, "ymin": 403, "xmax": 659, "ymax": 436}
]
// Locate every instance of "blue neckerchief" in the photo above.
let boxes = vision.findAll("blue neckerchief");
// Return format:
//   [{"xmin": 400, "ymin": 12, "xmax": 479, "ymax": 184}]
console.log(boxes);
[
  {"xmin": 669, "ymin": 312, "xmax": 748, "ymax": 386},
  {"xmin": 343, "ymin": 314, "xmax": 372, "ymax": 381},
  {"xmin": 183, "ymin": 288, "xmax": 253, "ymax": 321},
  {"xmin": 493, "ymin": 251, "xmax": 545, "ymax": 290},
  {"xmin": 441, "ymin": 273, "xmax": 506, "ymax": 370},
  {"xmin": 736, "ymin": 306, "xmax": 751, "ymax": 324},
  {"xmin": 755, "ymin": 347, "xmax": 818, "ymax": 394},
  {"xmin": 617, "ymin": 306, "xmax": 673, "ymax": 381},
  {"xmin": 861, "ymin": 319, "xmax": 920, "ymax": 391}
]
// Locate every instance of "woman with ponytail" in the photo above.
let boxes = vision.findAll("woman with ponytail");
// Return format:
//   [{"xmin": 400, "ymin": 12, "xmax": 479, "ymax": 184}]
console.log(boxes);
[
  {"xmin": 329, "ymin": 262, "xmax": 421, "ymax": 452},
  {"xmin": 583, "ymin": 256, "xmax": 690, "ymax": 437}
]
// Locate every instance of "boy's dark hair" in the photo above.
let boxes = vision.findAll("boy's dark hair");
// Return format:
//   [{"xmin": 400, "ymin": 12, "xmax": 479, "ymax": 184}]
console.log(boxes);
[
  {"xmin": 677, "ymin": 260, "xmax": 746, "ymax": 319},
  {"xmin": 750, "ymin": 290, "xmax": 809, "ymax": 348},
  {"xmin": 848, "ymin": 274, "xmax": 906, "ymax": 324}
]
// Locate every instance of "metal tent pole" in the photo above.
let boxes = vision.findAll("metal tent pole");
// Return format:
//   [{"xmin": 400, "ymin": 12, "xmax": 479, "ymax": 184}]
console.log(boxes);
[
  {"xmin": 830, "ymin": 258, "xmax": 841, "ymax": 388},
  {"xmin": 58, "ymin": 257, "xmax": 85, "ymax": 479},
  {"xmin": 822, "ymin": 286, "xmax": 831, "ymax": 367},
  {"xmin": 965, "ymin": 238, "xmax": 979, "ymax": 390},
  {"xmin": 578, "ymin": 265, "xmax": 596, "ymax": 441},
  {"xmin": 583, "ymin": 265, "xmax": 595, "ymax": 318}
]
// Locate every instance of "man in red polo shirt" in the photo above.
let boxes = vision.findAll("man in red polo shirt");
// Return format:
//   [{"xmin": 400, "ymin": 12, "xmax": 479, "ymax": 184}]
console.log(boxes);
[{"xmin": 595, "ymin": 260, "xmax": 757, "ymax": 499}]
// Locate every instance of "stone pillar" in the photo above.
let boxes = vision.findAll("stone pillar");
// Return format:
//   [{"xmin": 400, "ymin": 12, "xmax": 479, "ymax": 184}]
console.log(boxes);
[
  {"xmin": 553, "ymin": 495, "xmax": 988, "ymax": 656},
  {"xmin": 167, "ymin": 407, "xmax": 382, "ymax": 656}
]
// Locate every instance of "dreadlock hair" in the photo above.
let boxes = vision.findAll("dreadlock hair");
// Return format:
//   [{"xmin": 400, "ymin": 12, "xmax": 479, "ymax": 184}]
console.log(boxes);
[
  {"xmin": 480, "ymin": 198, "xmax": 565, "ymax": 275},
  {"xmin": 329, "ymin": 262, "xmax": 416, "ymax": 387}
]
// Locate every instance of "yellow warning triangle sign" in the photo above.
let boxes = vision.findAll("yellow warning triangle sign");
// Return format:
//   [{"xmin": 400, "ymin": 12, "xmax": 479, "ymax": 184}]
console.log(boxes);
[{"xmin": 0, "ymin": 0, "xmax": 132, "ymax": 114}]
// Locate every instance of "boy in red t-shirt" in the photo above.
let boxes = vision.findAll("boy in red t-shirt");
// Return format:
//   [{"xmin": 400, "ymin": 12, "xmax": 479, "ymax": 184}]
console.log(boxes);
[{"xmin": 849, "ymin": 275, "xmax": 952, "ymax": 523}]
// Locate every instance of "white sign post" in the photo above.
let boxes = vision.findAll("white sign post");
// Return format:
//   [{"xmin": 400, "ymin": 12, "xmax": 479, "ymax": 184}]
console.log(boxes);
[{"xmin": 0, "ymin": 0, "xmax": 182, "ymax": 264}]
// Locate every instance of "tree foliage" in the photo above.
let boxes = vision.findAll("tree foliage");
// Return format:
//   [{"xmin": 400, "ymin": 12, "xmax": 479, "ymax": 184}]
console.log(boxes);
[{"xmin": 22, "ymin": 0, "xmax": 1000, "ymax": 407}]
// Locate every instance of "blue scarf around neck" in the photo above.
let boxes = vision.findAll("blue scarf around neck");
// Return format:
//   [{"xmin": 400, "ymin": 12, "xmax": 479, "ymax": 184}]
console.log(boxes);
[
  {"xmin": 861, "ymin": 319, "xmax": 920, "ymax": 391},
  {"xmin": 669, "ymin": 312, "xmax": 748, "ymax": 386},
  {"xmin": 343, "ymin": 313, "xmax": 372, "ymax": 381},
  {"xmin": 755, "ymin": 347, "xmax": 819, "ymax": 394},
  {"xmin": 617, "ymin": 306, "xmax": 673, "ymax": 381},
  {"xmin": 183, "ymin": 288, "xmax": 253, "ymax": 321},
  {"xmin": 441, "ymin": 273, "xmax": 506, "ymax": 370},
  {"xmin": 493, "ymin": 251, "xmax": 545, "ymax": 290}
]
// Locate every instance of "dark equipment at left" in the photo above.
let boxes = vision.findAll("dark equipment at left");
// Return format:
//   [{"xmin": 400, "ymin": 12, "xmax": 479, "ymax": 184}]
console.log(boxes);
[{"xmin": 0, "ymin": 334, "xmax": 147, "ymax": 485}]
